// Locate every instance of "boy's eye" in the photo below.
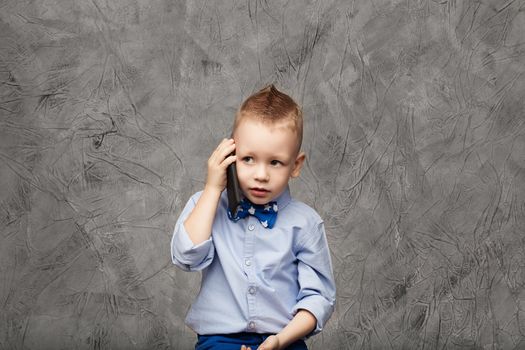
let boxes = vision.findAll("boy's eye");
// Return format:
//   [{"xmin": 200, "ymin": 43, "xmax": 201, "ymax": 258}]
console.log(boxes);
[
  {"xmin": 270, "ymin": 160, "xmax": 283, "ymax": 166},
  {"xmin": 242, "ymin": 156, "xmax": 253, "ymax": 163}
]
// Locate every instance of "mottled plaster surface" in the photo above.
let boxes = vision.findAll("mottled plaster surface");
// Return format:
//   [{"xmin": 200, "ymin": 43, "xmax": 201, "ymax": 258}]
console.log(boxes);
[{"xmin": 1, "ymin": 1, "xmax": 525, "ymax": 349}]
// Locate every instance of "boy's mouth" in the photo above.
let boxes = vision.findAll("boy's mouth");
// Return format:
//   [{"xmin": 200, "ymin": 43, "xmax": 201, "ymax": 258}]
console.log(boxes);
[{"xmin": 249, "ymin": 187, "xmax": 270, "ymax": 197}]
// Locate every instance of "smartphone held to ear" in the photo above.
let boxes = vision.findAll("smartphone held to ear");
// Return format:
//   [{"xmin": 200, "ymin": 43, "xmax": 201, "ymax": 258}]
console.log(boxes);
[{"xmin": 226, "ymin": 154, "xmax": 242, "ymax": 217}]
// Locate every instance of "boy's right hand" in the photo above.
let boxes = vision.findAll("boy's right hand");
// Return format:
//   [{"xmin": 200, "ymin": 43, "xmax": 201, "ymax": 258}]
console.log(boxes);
[
  {"xmin": 182, "ymin": 138, "xmax": 235, "ymax": 246},
  {"xmin": 205, "ymin": 138, "xmax": 236, "ymax": 193}
]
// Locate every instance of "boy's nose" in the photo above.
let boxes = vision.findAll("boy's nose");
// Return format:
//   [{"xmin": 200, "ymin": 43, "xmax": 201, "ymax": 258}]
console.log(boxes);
[{"xmin": 254, "ymin": 165, "xmax": 269, "ymax": 182}]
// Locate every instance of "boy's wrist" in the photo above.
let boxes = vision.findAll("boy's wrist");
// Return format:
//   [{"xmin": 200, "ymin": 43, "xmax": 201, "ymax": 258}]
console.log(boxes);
[
  {"xmin": 274, "ymin": 334, "xmax": 282, "ymax": 350},
  {"xmin": 203, "ymin": 184, "xmax": 223, "ymax": 197}
]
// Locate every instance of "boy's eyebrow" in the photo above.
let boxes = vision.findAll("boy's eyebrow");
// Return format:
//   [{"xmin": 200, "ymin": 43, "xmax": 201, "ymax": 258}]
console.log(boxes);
[{"xmin": 238, "ymin": 151, "xmax": 291, "ymax": 160}]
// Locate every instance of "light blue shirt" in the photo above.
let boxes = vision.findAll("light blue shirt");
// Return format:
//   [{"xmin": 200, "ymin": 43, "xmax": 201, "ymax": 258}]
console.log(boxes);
[{"xmin": 171, "ymin": 186, "xmax": 336, "ymax": 338}]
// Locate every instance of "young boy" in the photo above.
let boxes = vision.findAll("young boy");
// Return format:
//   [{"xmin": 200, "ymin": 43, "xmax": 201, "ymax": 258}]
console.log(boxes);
[{"xmin": 171, "ymin": 85, "xmax": 336, "ymax": 350}]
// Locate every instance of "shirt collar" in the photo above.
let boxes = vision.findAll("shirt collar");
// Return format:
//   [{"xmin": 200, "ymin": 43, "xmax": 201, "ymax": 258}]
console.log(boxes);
[{"xmin": 271, "ymin": 185, "xmax": 291, "ymax": 210}]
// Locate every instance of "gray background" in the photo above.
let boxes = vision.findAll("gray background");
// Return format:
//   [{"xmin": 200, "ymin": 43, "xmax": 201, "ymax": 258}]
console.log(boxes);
[{"xmin": 1, "ymin": 0, "xmax": 525, "ymax": 349}]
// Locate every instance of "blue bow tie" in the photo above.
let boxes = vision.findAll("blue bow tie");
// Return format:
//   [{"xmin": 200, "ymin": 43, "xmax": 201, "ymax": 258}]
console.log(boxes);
[{"xmin": 227, "ymin": 198, "xmax": 278, "ymax": 229}]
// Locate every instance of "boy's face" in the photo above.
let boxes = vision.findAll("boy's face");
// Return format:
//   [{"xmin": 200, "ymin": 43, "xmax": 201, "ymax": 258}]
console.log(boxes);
[{"xmin": 233, "ymin": 117, "xmax": 306, "ymax": 205}]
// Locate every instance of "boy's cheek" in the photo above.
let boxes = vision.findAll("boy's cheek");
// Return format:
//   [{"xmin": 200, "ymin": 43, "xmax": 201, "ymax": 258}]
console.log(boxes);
[
  {"xmin": 235, "ymin": 164, "xmax": 246, "ymax": 179},
  {"xmin": 235, "ymin": 167, "xmax": 249, "ymax": 187}
]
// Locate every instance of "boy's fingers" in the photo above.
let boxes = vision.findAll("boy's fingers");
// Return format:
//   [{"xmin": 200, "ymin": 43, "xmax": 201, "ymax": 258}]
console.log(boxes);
[
  {"xmin": 214, "ymin": 138, "xmax": 227, "ymax": 150},
  {"xmin": 219, "ymin": 138, "xmax": 233, "ymax": 147},
  {"xmin": 216, "ymin": 143, "xmax": 236, "ymax": 163},
  {"xmin": 213, "ymin": 137, "xmax": 231, "ymax": 150},
  {"xmin": 221, "ymin": 154, "xmax": 237, "ymax": 167},
  {"xmin": 223, "ymin": 142, "xmax": 236, "ymax": 156},
  {"xmin": 214, "ymin": 139, "xmax": 235, "ymax": 157},
  {"xmin": 210, "ymin": 140, "xmax": 235, "ymax": 163}
]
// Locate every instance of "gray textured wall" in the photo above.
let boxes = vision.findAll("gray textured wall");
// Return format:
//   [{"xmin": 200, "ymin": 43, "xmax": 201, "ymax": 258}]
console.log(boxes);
[{"xmin": 1, "ymin": 1, "xmax": 525, "ymax": 349}]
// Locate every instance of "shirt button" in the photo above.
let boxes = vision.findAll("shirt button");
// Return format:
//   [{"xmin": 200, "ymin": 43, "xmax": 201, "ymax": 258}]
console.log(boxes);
[
  {"xmin": 245, "ymin": 259, "xmax": 251, "ymax": 266},
  {"xmin": 248, "ymin": 224, "xmax": 255, "ymax": 231},
  {"xmin": 248, "ymin": 287, "xmax": 256, "ymax": 295},
  {"xmin": 248, "ymin": 321, "xmax": 256, "ymax": 329}
]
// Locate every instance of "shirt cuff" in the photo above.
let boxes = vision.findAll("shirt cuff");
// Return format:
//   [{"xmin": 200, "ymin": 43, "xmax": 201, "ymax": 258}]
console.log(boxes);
[
  {"xmin": 291, "ymin": 294, "xmax": 335, "ymax": 337},
  {"xmin": 171, "ymin": 222, "xmax": 214, "ymax": 271}
]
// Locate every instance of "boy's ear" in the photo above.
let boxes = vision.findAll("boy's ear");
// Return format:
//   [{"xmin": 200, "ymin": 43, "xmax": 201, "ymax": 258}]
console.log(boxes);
[{"xmin": 290, "ymin": 151, "xmax": 306, "ymax": 178}]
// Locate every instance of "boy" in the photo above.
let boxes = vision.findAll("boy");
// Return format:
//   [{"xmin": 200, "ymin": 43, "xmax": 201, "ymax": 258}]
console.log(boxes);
[{"xmin": 171, "ymin": 85, "xmax": 336, "ymax": 350}]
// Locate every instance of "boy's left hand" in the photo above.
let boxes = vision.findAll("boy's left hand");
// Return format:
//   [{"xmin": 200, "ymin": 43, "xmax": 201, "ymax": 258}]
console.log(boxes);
[
  {"xmin": 240, "ymin": 335, "xmax": 280, "ymax": 350},
  {"xmin": 259, "ymin": 335, "xmax": 280, "ymax": 350}
]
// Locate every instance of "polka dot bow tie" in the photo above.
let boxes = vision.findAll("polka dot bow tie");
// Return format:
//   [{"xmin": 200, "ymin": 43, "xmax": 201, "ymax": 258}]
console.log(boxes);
[{"xmin": 227, "ymin": 198, "xmax": 278, "ymax": 229}]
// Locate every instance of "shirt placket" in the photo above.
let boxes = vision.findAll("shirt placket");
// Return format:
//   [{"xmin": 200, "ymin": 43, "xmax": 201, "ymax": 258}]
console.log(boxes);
[{"xmin": 243, "ymin": 216, "xmax": 258, "ymax": 331}]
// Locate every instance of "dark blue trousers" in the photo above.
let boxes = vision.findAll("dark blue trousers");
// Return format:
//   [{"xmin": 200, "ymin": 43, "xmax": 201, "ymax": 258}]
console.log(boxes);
[{"xmin": 195, "ymin": 332, "xmax": 308, "ymax": 350}]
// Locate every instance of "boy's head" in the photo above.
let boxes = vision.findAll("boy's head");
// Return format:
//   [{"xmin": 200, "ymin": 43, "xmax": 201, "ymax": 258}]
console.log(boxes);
[
  {"xmin": 232, "ymin": 85, "xmax": 303, "ymax": 154},
  {"xmin": 232, "ymin": 85, "xmax": 306, "ymax": 205}
]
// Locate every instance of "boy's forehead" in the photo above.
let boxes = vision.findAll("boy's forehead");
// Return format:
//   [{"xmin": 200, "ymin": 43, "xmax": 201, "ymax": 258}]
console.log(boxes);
[
  {"xmin": 234, "ymin": 118, "xmax": 299, "ymax": 155},
  {"xmin": 234, "ymin": 117, "xmax": 296, "ymax": 137}
]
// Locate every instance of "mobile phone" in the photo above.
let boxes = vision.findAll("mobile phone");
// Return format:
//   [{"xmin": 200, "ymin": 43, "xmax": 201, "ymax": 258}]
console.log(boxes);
[{"xmin": 226, "ymin": 153, "xmax": 242, "ymax": 217}]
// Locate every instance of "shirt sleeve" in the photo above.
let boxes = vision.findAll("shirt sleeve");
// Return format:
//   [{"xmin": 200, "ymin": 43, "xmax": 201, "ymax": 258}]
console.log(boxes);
[
  {"xmin": 291, "ymin": 221, "xmax": 336, "ymax": 337},
  {"xmin": 170, "ymin": 192, "xmax": 215, "ymax": 272}
]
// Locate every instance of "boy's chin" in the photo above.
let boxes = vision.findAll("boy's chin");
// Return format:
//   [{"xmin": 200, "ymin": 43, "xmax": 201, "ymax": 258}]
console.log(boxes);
[
  {"xmin": 243, "ymin": 192, "xmax": 274, "ymax": 205},
  {"xmin": 245, "ymin": 196, "xmax": 270, "ymax": 205}
]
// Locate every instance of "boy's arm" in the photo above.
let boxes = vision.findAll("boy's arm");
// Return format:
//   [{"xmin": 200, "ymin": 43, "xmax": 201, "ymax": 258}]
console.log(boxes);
[
  {"xmin": 245, "ymin": 310, "xmax": 316, "ymax": 350},
  {"xmin": 171, "ymin": 139, "xmax": 236, "ymax": 271},
  {"xmin": 275, "ymin": 309, "xmax": 316, "ymax": 348},
  {"xmin": 183, "ymin": 185, "xmax": 222, "ymax": 245},
  {"xmin": 183, "ymin": 138, "xmax": 236, "ymax": 245},
  {"xmin": 291, "ymin": 221, "xmax": 336, "ymax": 334}
]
